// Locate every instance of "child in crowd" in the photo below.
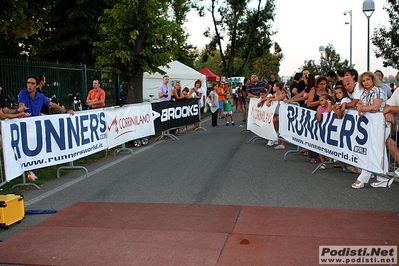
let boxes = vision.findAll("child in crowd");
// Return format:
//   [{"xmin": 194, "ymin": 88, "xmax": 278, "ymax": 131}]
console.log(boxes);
[
  {"xmin": 182, "ymin": 87, "xmax": 190, "ymax": 97},
  {"xmin": 258, "ymin": 88, "xmax": 276, "ymax": 146},
  {"xmin": 332, "ymin": 85, "xmax": 351, "ymax": 168},
  {"xmin": 257, "ymin": 89, "xmax": 268, "ymax": 108},
  {"xmin": 332, "ymin": 85, "xmax": 351, "ymax": 119},
  {"xmin": 315, "ymin": 94, "xmax": 333, "ymax": 169},
  {"xmin": 224, "ymin": 92, "xmax": 235, "ymax": 125},
  {"xmin": 266, "ymin": 82, "xmax": 287, "ymax": 149}
]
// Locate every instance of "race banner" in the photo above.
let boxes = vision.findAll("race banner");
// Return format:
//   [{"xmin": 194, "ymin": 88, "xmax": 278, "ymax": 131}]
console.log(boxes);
[
  {"xmin": 151, "ymin": 99, "xmax": 200, "ymax": 133},
  {"xmin": 2, "ymin": 109, "xmax": 108, "ymax": 181},
  {"xmin": 279, "ymin": 103, "xmax": 387, "ymax": 174},
  {"xmin": 105, "ymin": 103, "xmax": 154, "ymax": 149},
  {"xmin": 247, "ymin": 98, "xmax": 279, "ymax": 141}
]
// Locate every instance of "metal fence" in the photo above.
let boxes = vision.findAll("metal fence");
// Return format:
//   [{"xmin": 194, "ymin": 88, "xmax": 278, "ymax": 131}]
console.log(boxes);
[{"xmin": 0, "ymin": 58, "xmax": 119, "ymax": 110}]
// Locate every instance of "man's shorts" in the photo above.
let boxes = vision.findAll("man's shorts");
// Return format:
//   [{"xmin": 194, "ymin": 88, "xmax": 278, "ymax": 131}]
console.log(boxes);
[{"xmin": 219, "ymin": 100, "xmax": 224, "ymax": 110}]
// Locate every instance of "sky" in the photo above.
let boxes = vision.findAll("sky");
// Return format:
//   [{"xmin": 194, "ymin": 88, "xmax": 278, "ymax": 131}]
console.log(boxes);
[{"xmin": 185, "ymin": 0, "xmax": 397, "ymax": 79}]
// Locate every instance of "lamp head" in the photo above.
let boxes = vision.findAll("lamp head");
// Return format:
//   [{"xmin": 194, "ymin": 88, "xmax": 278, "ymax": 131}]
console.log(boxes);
[{"xmin": 363, "ymin": 0, "xmax": 375, "ymax": 18}]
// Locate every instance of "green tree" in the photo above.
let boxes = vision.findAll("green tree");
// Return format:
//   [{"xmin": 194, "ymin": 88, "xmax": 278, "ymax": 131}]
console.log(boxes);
[
  {"xmin": 194, "ymin": 0, "xmax": 281, "ymax": 78},
  {"xmin": 30, "ymin": 0, "xmax": 112, "ymax": 65},
  {"xmin": 194, "ymin": 48, "xmax": 223, "ymax": 75},
  {"xmin": 169, "ymin": 0, "xmax": 198, "ymax": 67},
  {"xmin": 94, "ymin": 0, "xmax": 181, "ymax": 103},
  {"xmin": 303, "ymin": 43, "xmax": 349, "ymax": 76},
  {"xmin": 371, "ymin": 0, "xmax": 399, "ymax": 69},
  {"xmin": 0, "ymin": 0, "xmax": 50, "ymax": 58}
]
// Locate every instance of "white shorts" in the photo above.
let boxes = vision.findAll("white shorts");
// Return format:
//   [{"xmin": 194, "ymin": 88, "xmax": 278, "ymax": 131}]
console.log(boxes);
[{"xmin": 224, "ymin": 110, "xmax": 233, "ymax": 115}]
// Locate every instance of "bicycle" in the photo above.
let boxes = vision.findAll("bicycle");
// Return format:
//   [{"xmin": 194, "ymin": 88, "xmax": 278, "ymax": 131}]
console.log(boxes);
[
  {"xmin": 48, "ymin": 95, "xmax": 65, "ymax": 114},
  {"xmin": 68, "ymin": 93, "xmax": 83, "ymax": 111}
]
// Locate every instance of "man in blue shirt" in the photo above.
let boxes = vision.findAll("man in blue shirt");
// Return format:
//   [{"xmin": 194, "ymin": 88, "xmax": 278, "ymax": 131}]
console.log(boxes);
[{"xmin": 18, "ymin": 75, "xmax": 74, "ymax": 116}]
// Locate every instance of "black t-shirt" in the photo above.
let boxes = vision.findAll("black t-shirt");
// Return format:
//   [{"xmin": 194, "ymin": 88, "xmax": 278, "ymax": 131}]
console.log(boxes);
[
  {"xmin": 296, "ymin": 80, "xmax": 306, "ymax": 94},
  {"xmin": 289, "ymin": 81, "xmax": 298, "ymax": 91},
  {"xmin": 0, "ymin": 97, "xmax": 5, "ymax": 109},
  {"xmin": 37, "ymin": 89, "xmax": 50, "ymax": 115},
  {"xmin": 268, "ymin": 79, "xmax": 278, "ymax": 88}
]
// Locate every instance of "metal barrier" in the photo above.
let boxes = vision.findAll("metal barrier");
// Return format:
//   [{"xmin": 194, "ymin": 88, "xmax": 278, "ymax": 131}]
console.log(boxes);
[
  {"xmin": 0, "ymin": 58, "xmax": 119, "ymax": 109},
  {"xmin": 281, "ymin": 104, "xmax": 397, "ymax": 187},
  {"xmin": 194, "ymin": 99, "xmax": 207, "ymax": 132}
]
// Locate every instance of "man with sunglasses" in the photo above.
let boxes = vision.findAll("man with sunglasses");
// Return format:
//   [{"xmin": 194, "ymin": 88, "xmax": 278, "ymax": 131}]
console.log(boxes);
[{"xmin": 18, "ymin": 75, "xmax": 74, "ymax": 116}]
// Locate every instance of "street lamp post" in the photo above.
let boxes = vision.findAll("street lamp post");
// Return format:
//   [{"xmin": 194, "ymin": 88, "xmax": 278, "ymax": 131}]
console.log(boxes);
[
  {"xmin": 363, "ymin": 0, "xmax": 375, "ymax": 71},
  {"xmin": 319, "ymin": 45, "xmax": 325, "ymax": 73},
  {"xmin": 344, "ymin": 10, "xmax": 352, "ymax": 67}
]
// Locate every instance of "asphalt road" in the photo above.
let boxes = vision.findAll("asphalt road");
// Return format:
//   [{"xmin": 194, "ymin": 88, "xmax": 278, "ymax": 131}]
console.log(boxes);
[{"xmin": 1, "ymin": 113, "xmax": 398, "ymax": 241}]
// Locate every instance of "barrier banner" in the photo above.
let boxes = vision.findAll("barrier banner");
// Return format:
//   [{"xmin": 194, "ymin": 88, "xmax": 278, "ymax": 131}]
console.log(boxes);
[
  {"xmin": 279, "ymin": 103, "xmax": 387, "ymax": 174},
  {"xmin": 105, "ymin": 103, "xmax": 154, "ymax": 149},
  {"xmin": 247, "ymin": 98, "xmax": 279, "ymax": 141},
  {"xmin": 2, "ymin": 109, "xmax": 108, "ymax": 181},
  {"xmin": 151, "ymin": 99, "xmax": 200, "ymax": 133}
]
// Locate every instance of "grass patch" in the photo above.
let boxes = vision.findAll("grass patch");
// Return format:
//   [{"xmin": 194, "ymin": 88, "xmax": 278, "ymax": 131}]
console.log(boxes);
[{"xmin": 0, "ymin": 143, "xmax": 136, "ymax": 195}]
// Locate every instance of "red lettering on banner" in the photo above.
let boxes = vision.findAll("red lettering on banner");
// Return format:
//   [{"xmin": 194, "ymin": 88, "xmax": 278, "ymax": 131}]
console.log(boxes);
[
  {"xmin": 118, "ymin": 114, "xmax": 151, "ymax": 129},
  {"xmin": 252, "ymin": 107, "xmax": 273, "ymax": 124},
  {"xmin": 107, "ymin": 117, "xmax": 119, "ymax": 133}
]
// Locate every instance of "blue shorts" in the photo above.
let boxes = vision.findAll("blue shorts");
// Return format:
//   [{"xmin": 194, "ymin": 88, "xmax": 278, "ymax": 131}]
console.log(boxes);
[{"xmin": 219, "ymin": 100, "xmax": 224, "ymax": 110}]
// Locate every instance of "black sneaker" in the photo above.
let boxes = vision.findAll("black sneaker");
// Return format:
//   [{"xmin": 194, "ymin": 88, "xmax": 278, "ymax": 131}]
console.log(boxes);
[{"xmin": 242, "ymin": 119, "xmax": 246, "ymax": 123}]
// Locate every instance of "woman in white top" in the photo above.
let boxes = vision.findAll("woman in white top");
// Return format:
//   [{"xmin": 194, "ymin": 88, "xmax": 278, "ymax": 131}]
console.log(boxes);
[{"xmin": 352, "ymin": 72, "xmax": 390, "ymax": 189}]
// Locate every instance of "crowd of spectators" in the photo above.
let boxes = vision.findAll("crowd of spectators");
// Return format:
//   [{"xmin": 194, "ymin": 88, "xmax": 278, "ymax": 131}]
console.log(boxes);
[
  {"xmin": 3, "ymin": 69, "xmax": 399, "ymax": 190},
  {"xmin": 238, "ymin": 68, "xmax": 399, "ymax": 189}
]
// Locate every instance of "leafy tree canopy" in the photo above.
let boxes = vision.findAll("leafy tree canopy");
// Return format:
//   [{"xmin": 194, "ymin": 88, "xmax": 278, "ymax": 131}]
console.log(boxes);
[
  {"xmin": 30, "ymin": 0, "xmax": 112, "ymax": 65},
  {"xmin": 371, "ymin": 0, "xmax": 399, "ymax": 69},
  {"xmin": 0, "ymin": 0, "xmax": 50, "ymax": 58},
  {"xmin": 169, "ymin": 0, "xmax": 198, "ymax": 67},
  {"xmin": 193, "ymin": 0, "xmax": 282, "ymax": 79},
  {"xmin": 303, "ymin": 43, "xmax": 350, "ymax": 76},
  {"xmin": 94, "ymin": 0, "xmax": 182, "ymax": 103}
]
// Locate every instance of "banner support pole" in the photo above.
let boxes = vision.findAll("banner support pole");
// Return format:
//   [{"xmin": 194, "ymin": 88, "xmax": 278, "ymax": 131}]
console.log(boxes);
[
  {"xmin": 57, "ymin": 161, "xmax": 88, "ymax": 179},
  {"xmin": 11, "ymin": 172, "xmax": 40, "ymax": 190},
  {"xmin": 114, "ymin": 143, "xmax": 133, "ymax": 155},
  {"xmin": 194, "ymin": 99, "xmax": 206, "ymax": 132}
]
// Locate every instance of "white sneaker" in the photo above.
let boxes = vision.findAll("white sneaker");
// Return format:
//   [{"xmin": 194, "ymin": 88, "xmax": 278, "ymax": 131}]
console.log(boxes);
[
  {"xmin": 267, "ymin": 140, "xmax": 274, "ymax": 146},
  {"xmin": 386, "ymin": 169, "xmax": 399, "ymax": 177},
  {"xmin": 387, "ymin": 178, "xmax": 394, "ymax": 188},
  {"xmin": 273, "ymin": 140, "xmax": 278, "ymax": 145},
  {"xmin": 274, "ymin": 144, "xmax": 285, "ymax": 150}
]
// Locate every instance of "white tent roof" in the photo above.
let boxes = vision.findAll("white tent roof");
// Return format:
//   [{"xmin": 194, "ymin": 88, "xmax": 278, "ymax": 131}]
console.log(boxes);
[{"xmin": 143, "ymin": 61, "xmax": 204, "ymax": 101}]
